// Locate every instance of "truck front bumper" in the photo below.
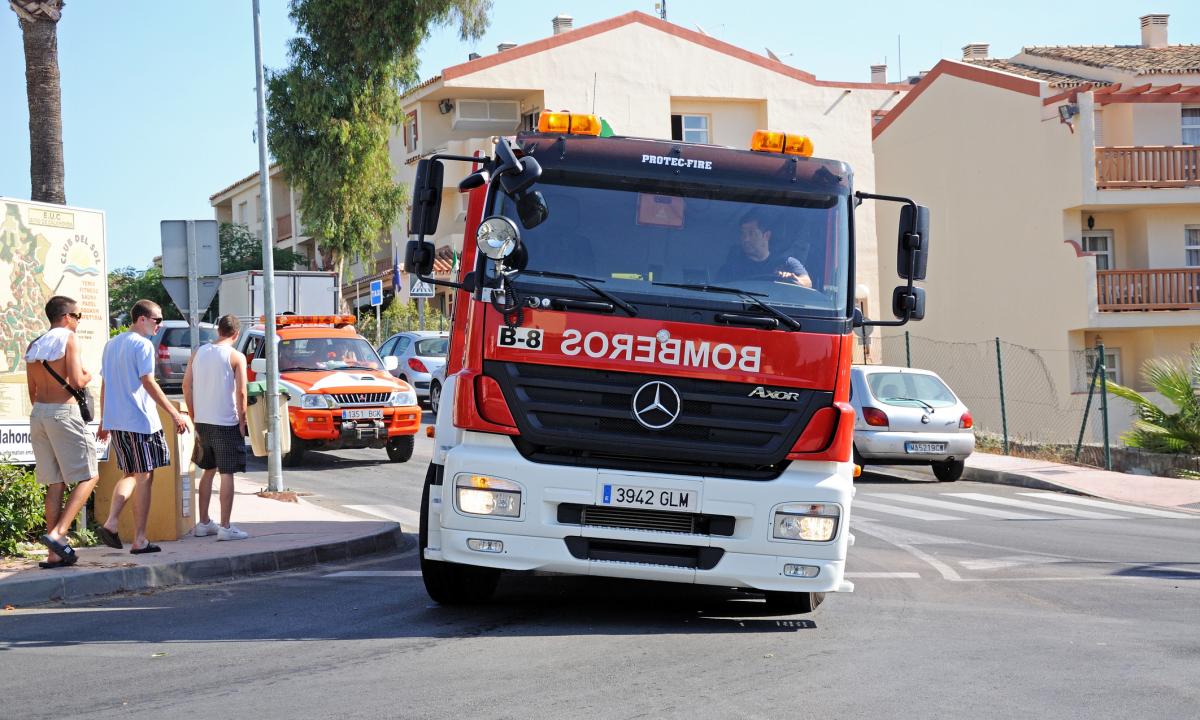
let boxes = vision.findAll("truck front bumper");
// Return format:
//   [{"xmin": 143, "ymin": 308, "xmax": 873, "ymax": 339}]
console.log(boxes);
[
  {"xmin": 290, "ymin": 406, "xmax": 421, "ymax": 447},
  {"xmin": 429, "ymin": 432, "xmax": 855, "ymax": 594}
]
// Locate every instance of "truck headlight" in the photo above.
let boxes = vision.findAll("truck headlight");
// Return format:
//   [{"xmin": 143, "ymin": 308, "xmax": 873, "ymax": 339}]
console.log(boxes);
[
  {"xmin": 455, "ymin": 474, "xmax": 521, "ymax": 518},
  {"xmin": 300, "ymin": 393, "xmax": 334, "ymax": 409},
  {"xmin": 390, "ymin": 389, "xmax": 417, "ymax": 407},
  {"xmin": 773, "ymin": 503, "xmax": 840, "ymax": 542}
]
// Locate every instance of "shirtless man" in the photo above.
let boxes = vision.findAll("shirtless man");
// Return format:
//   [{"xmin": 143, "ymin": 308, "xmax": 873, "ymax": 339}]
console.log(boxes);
[{"xmin": 26, "ymin": 295, "xmax": 100, "ymax": 568}]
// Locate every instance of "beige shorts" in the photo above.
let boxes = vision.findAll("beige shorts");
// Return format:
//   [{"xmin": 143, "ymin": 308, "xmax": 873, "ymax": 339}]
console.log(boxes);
[{"xmin": 30, "ymin": 402, "xmax": 99, "ymax": 485}]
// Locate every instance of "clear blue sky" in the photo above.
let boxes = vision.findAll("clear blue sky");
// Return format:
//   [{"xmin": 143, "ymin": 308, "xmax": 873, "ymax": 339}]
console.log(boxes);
[{"xmin": 1, "ymin": 0, "xmax": 1193, "ymax": 271}]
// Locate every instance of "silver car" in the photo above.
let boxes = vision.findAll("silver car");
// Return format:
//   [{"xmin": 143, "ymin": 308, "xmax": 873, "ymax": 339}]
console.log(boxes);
[
  {"xmin": 378, "ymin": 331, "xmax": 448, "ymax": 404},
  {"xmin": 151, "ymin": 320, "xmax": 218, "ymax": 390},
  {"xmin": 850, "ymin": 365, "xmax": 975, "ymax": 482}
]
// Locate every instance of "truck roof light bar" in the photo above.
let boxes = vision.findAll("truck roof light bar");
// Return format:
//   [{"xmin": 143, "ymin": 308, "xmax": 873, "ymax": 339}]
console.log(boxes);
[
  {"xmin": 750, "ymin": 129, "xmax": 814, "ymax": 157},
  {"xmin": 538, "ymin": 111, "xmax": 602, "ymax": 136}
]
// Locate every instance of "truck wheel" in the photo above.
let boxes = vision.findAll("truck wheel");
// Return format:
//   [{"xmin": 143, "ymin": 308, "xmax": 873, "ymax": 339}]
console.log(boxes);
[
  {"xmin": 764, "ymin": 590, "xmax": 825, "ymax": 615},
  {"xmin": 932, "ymin": 459, "xmax": 964, "ymax": 482},
  {"xmin": 282, "ymin": 429, "xmax": 306, "ymax": 467},
  {"xmin": 420, "ymin": 464, "xmax": 500, "ymax": 605},
  {"xmin": 387, "ymin": 435, "xmax": 415, "ymax": 463},
  {"xmin": 429, "ymin": 381, "xmax": 442, "ymax": 415}
]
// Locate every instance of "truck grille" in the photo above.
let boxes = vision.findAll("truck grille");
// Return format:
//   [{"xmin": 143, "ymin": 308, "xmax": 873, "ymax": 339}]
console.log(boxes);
[
  {"xmin": 485, "ymin": 361, "xmax": 831, "ymax": 480},
  {"xmin": 558, "ymin": 504, "xmax": 735, "ymax": 536},
  {"xmin": 331, "ymin": 392, "xmax": 391, "ymax": 406}
]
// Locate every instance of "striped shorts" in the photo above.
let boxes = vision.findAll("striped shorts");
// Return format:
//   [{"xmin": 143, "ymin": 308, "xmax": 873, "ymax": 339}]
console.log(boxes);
[{"xmin": 109, "ymin": 429, "xmax": 171, "ymax": 475}]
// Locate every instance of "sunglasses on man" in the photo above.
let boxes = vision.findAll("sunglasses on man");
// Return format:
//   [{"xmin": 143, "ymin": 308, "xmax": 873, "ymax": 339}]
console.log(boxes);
[{"xmin": 67, "ymin": 312, "xmax": 83, "ymax": 320}]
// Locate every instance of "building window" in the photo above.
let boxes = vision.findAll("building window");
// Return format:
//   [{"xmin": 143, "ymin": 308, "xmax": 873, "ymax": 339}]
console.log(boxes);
[
  {"xmin": 1186, "ymin": 226, "xmax": 1200, "ymax": 267},
  {"xmin": 1082, "ymin": 230, "xmax": 1113, "ymax": 270},
  {"xmin": 521, "ymin": 109, "xmax": 541, "ymax": 132},
  {"xmin": 404, "ymin": 110, "xmax": 418, "ymax": 153},
  {"xmin": 237, "ymin": 201, "xmax": 248, "ymax": 225},
  {"xmin": 1183, "ymin": 107, "xmax": 1200, "ymax": 146},
  {"xmin": 1075, "ymin": 348, "xmax": 1121, "ymax": 391},
  {"xmin": 670, "ymin": 114, "xmax": 710, "ymax": 144}
]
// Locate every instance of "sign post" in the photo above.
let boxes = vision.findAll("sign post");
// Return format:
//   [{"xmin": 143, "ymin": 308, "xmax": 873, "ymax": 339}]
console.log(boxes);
[
  {"xmin": 161, "ymin": 219, "xmax": 220, "ymax": 353},
  {"xmin": 370, "ymin": 279, "xmax": 383, "ymax": 344},
  {"xmin": 409, "ymin": 274, "xmax": 434, "ymax": 331}
]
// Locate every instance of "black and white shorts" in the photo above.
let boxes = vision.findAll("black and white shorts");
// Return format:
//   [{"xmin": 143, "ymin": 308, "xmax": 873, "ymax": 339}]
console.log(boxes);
[
  {"xmin": 193, "ymin": 423, "xmax": 247, "ymax": 474},
  {"xmin": 110, "ymin": 429, "xmax": 171, "ymax": 475}
]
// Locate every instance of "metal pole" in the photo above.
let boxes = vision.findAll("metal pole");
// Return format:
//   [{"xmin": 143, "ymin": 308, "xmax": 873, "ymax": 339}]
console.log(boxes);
[
  {"xmin": 418, "ymin": 297, "xmax": 426, "ymax": 331},
  {"xmin": 186, "ymin": 220, "xmax": 200, "ymax": 353},
  {"xmin": 904, "ymin": 331, "xmax": 911, "ymax": 368},
  {"xmin": 1075, "ymin": 354, "xmax": 1101, "ymax": 462},
  {"xmin": 253, "ymin": 0, "xmax": 283, "ymax": 492},
  {"xmin": 1098, "ymin": 342, "xmax": 1111, "ymax": 471},
  {"xmin": 375, "ymin": 302, "xmax": 381, "ymax": 345},
  {"xmin": 995, "ymin": 337, "xmax": 1009, "ymax": 455}
]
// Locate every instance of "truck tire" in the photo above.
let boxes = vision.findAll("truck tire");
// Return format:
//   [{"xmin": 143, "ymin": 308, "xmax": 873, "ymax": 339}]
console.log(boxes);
[
  {"xmin": 764, "ymin": 590, "xmax": 825, "ymax": 615},
  {"xmin": 387, "ymin": 435, "xmax": 415, "ymax": 463},
  {"xmin": 429, "ymin": 381, "xmax": 442, "ymax": 416},
  {"xmin": 420, "ymin": 464, "xmax": 500, "ymax": 605},
  {"xmin": 932, "ymin": 459, "xmax": 964, "ymax": 482},
  {"xmin": 282, "ymin": 429, "xmax": 306, "ymax": 467}
]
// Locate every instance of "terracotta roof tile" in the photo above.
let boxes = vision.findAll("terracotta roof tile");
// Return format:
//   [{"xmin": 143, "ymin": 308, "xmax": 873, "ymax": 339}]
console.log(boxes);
[
  {"xmin": 961, "ymin": 59, "xmax": 1112, "ymax": 88},
  {"xmin": 1023, "ymin": 45, "xmax": 1200, "ymax": 75}
]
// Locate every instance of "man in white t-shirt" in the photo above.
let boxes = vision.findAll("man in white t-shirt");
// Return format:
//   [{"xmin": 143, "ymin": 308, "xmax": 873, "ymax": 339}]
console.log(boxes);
[
  {"xmin": 183, "ymin": 314, "xmax": 250, "ymax": 541},
  {"xmin": 96, "ymin": 299, "xmax": 191, "ymax": 554}
]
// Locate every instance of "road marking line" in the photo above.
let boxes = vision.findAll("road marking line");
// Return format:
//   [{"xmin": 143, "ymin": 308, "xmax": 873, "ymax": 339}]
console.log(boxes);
[
  {"xmin": 1017, "ymin": 493, "xmax": 1196, "ymax": 519},
  {"xmin": 943, "ymin": 492, "xmax": 1123, "ymax": 520},
  {"xmin": 863, "ymin": 493, "xmax": 1043, "ymax": 520},
  {"xmin": 851, "ymin": 523, "xmax": 963, "ymax": 581},
  {"xmin": 845, "ymin": 572, "xmax": 921, "ymax": 579},
  {"xmin": 344, "ymin": 504, "xmax": 421, "ymax": 528},
  {"xmin": 322, "ymin": 570, "xmax": 423, "ymax": 578},
  {"xmin": 958, "ymin": 555, "xmax": 1062, "ymax": 571},
  {"xmin": 853, "ymin": 498, "xmax": 962, "ymax": 521}
]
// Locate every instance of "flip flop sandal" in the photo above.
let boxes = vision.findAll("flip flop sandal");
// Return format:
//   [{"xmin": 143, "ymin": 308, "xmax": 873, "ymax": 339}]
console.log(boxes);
[
  {"xmin": 97, "ymin": 526, "xmax": 123, "ymax": 549},
  {"xmin": 130, "ymin": 544, "xmax": 161, "ymax": 555},
  {"xmin": 39, "ymin": 535, "xmax": 79, "ymax": 566},
  {"xmin": 39, "ymin": 559, "xmax": 70, "ymax": 569}
]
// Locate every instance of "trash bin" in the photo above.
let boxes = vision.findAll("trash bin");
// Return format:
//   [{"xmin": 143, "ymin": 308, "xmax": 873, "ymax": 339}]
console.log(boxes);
[{"xmin": 247, "ymin": 381, "xmax": 291, "ymax": 457}]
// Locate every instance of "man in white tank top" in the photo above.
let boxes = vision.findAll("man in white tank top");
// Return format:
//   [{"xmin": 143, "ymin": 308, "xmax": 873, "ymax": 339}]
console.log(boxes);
[{"xmin": 183, "ymin": 314, "xmax": 250, "ymax": 541}]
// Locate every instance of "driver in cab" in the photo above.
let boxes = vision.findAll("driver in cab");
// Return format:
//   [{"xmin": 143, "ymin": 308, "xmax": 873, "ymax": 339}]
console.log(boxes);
[{"xmin": 717, "ymin": 209, "xmax": 812, "ymax": 287}]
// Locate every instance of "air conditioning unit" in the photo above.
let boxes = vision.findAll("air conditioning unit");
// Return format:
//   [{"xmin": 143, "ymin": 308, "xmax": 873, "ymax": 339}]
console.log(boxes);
[{"xmin": 452, "ymin": 99, "xmax": 520, "ymax": 132}]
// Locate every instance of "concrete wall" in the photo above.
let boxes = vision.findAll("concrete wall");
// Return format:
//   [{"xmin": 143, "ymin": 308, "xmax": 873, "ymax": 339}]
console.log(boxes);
[{"xmin": 1132, "ymin": 104, "xmax": 1183, "ymax": 146}]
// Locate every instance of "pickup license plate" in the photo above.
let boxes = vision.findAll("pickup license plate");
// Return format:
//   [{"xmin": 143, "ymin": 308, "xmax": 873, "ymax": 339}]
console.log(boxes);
[
  {"xmin": 602, "ymin": 484, "xmax": 696, "ymax": 512},
  {"xmin": 906, "ymin": 442, "xmax": 947, "ymax": 454},
  {"xmin": 343, "ymin": 409, "xmax": 383, "ymax": 420}
]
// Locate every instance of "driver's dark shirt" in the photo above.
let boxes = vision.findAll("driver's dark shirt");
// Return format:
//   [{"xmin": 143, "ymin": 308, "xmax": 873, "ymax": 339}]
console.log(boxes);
[{"xmin": 716, "ymin": 250, "xmax": 809, "ymax": 284}]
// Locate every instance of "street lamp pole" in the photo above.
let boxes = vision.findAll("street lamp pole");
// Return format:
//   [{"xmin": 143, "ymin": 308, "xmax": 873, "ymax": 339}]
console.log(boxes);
[{"xmin": 253, "ymin": 0, "xmax": 283, "ymax": 491}]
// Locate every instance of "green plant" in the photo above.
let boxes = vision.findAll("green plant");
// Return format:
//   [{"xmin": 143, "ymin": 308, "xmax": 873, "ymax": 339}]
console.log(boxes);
[
  {"xmin": 220, "ymin": 222, "xmax": 307, "ymax": 273},
  {"xmin": 0, "ymin": 463, "xmax": 46, "ymax": 556},
  {"xmin": 1108, "ymin": 348, "xmax": 1200, "ymax": 454}
]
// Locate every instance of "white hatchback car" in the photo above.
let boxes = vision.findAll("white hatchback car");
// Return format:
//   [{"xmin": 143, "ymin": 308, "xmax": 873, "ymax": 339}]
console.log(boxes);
[{"xmin": 850, "ymin": 365, "xmax": 975, "ymax": 482}]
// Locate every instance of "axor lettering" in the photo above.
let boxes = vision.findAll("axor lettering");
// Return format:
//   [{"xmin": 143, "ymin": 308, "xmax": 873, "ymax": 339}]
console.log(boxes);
[{"xmin": 560, "ymin": 329, "xmax": 761, "ymax": 372}]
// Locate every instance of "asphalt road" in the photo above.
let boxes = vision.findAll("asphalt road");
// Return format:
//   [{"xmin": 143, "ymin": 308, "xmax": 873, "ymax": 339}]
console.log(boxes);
[{"xmin": 2, "ymin": 424, "xmax": 1198, "ymax": 719}]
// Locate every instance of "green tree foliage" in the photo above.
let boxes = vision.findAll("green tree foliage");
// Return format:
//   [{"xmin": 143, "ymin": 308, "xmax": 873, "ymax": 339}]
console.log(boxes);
[
  {"xmin": 0, "ymin": 463, "xmax": 45, "ymax": 556},
  {"xmin": 219, "ymin": 222, "xmax": 307, "ymax": 273},
  {"xmin": 1108, "ymin": 348, "xmax": 1200, "ymax": 454},
  {"xmin": 107, "ymin": 266, "xmax": 182, "ymax": 323},
  {"xmin": 356, "ymin": 299, "xmax": 448, "ymax": 342},
  {"xmin": 266, "ymin": 0, "xmax": 491, "ymax": 274}
]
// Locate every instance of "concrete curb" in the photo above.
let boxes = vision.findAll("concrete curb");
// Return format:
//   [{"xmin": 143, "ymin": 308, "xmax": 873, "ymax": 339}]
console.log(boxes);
[
  {"xmin": 962, "ymin": 466, "xmax": 1091, "ymax": 495},
  {"xmin": 1, "ymin": 524, "xmax": 409, "ymax": 608}
]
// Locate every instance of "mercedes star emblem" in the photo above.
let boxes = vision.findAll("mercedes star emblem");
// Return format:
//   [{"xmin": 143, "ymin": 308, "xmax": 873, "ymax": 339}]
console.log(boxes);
[{"xmin": 631, "ymin": 380, "xmax": 682, "ymax": 430}]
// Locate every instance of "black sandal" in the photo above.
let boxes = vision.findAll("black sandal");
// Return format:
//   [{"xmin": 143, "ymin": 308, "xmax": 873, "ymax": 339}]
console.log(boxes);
[
  {"xmin": 97, "ymin": 526, "xmax": 123, "ymax": 549},
  {"xmin": 38, "ymin": 535, "xmax": 79, "ymax": 566},
  {"xmin": 130, "ymin": 543, "xmax": 161, "ymax": 555}
]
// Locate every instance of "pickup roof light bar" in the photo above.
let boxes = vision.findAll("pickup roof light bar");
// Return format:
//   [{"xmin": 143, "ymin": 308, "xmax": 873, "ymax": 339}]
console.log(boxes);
[
  {"xmin": 538, "ymin": 110, "xmax": 602, "ymax": 136},
  {"xmin": 750, "ymin": 130, "xmax": 814, "ymax": 157},
  {"xmin": 261, "ymin": 314, "xmax": 357, "ymax": 328}
]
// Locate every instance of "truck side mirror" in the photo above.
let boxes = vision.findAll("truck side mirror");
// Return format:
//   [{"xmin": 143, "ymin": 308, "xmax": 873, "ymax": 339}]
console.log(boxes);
[
  {"xmin": 499, "ymin": 155, "xmax": 542, "ymax": 197},
  {"xmin": 251, "ymin": 357, "xmax": 267, "ymax": 374},
  {"xmin": 405, "ymin": 239, "xmax": 435, "ymax": 276},
  {"xmin": 897, "ymin": 204, "xmax": 930, "ymax": 281},
  {"xmin": 892, "ymin": 286, "xmax": 926, "ymax": 321},
  {"xmin": 517, "ymin": 190, "xmax": 549, "ymax": 229},
  {"xmin": 408, "ymin": 159, "xmax": 445, "ymax": 236}
]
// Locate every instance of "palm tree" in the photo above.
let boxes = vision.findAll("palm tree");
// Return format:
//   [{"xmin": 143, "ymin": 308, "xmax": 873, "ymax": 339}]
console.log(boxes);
[
  {"xmin": 1107, "ymin": 348, "xmax": 1200, "ymax": 454},
  {"xmin": 10, "ymin": 0, "xmax": 66, "ymax": 204}
]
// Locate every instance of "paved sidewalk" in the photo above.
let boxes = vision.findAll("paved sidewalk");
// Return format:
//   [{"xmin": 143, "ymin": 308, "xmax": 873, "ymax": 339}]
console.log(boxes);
[
  {"xmin": 0, "ymin": 477, "xmax": 408, "ymax": 608},
  {"xmin": 965, "ymin": 452, "xmax": 1200, "ymax": 510}
]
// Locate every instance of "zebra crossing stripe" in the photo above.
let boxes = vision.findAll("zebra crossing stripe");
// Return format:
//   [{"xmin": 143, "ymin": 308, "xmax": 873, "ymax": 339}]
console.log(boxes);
[
  {"xmin": 943, "ymin": 492, "xmax": 1123, "ymax": 520},
  {"xmin": 324, "ymin": 570, "xmax": 423, "ymax": 578},
  {"xmin": 1017, "ymin": 493, "xmax": 1196, "ymax": 519},
  {"xmin": 344, "ymin": 504, "xmax": 421, "ymax": 529},
  {"xmin": 862, "ymin": 493, "xmax": 1042, "ymax": 520},
  {"xmin": 853, "ymin": 499, "xmax": 962, "ymax": 521}
]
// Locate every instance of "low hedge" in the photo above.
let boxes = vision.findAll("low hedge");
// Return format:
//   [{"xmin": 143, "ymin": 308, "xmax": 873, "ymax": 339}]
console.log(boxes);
[{"xmin": 0, "ymin": 463, "xmax": 45, "ymax": 556}]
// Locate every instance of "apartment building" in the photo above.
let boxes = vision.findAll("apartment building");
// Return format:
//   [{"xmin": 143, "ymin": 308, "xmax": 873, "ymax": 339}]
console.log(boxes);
[
  {"xmin": 872, "ymin": 13, "xmax": 1200, "ymax": 440},
  {"xmin": 209, "ymin": 164, "xmax": 317, "ymax": 271}
]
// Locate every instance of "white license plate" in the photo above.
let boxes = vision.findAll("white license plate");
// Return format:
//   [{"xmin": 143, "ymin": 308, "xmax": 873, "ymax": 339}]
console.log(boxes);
[
  {"xmin": 343, "ymin": 409, "xmax": 383, "ymax": 420},
  {"xmin": 906, "ymin": 442, "xmax": 947, "ymax": 454},
  {"xmin": 601, "ymin": 484, "xmax": 697, "ymax": 512}
]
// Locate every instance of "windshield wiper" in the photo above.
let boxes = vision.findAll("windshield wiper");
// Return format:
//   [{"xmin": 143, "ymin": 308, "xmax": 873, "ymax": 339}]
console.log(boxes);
[
  {"xmin": 279, "ymin": 365, "xmax": 323, "ymax": 372},
  {"xmin": 519, "ymin": 269, "xmax": 637, "ymax": 317},
  {"xmin": 884, "ymin": 396, "xmax": 935, "ymax": 412},
  {"xmin": 651, "ymin": 282, "xmax": 802, "ymax": 331}
]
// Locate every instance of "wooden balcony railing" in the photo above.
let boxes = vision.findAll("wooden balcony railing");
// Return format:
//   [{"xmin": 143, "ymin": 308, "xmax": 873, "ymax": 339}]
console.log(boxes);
[
  {"xmin": 275, "ymin": 214, "xmax": 293, "ymax": 240},
  {"xmin": 1095, "ymin": 146, "xmax": 1200, "ymax": 189},
  {"xmin": 1096, "ymin": 268, "xmax": 1200, "ymax": 310}
]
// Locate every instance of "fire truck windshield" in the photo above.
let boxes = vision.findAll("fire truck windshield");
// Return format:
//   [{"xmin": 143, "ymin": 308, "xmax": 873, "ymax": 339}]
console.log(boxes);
[{"xmin": 498, "ymin": 176, "xmax": 850, "ymax": 320}]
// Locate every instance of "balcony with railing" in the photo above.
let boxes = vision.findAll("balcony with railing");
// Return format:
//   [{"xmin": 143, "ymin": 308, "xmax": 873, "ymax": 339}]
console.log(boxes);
[
  {"xmin": 1096, "ymin": 268, "xmax": 1200, "ymax": 311},
  {"xmin": 275, "ymin": 214, "xmax": 293, "ymax": 240},
  {"xmin": 1095, "ymin": 146, "xmax": 1200, "ymax": 189}
]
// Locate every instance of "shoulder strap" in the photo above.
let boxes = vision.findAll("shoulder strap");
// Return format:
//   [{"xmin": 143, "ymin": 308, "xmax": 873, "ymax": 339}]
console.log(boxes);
[{"xmin": 41, "ymin": 359, "xmax": 77, "ymax": 392}]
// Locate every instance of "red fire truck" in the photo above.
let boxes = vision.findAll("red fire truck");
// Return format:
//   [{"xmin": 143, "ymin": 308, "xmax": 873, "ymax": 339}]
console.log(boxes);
[{"xmin": 405, "ymin": 111, "xmax": 929, "ymax": 614}]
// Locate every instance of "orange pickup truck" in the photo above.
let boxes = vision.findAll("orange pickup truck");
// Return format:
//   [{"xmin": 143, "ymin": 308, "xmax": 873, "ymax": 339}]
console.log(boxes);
[{"xmin": 241, "ymin": 315, "xmax": 422, "ymax": 466}]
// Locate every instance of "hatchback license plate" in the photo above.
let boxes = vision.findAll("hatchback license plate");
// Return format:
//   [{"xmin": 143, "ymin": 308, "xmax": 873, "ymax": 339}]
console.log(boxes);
[
  {"xmin": 602, "ymin": 484, "xmax": 696, "ymax": 512},
  {"xmin": 906, "ymin": 442, "xmax": 947, "ymax": 454},
  {"xmin": 343, "ymin": 409, "xmax": 383, "ymax": 420}
]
